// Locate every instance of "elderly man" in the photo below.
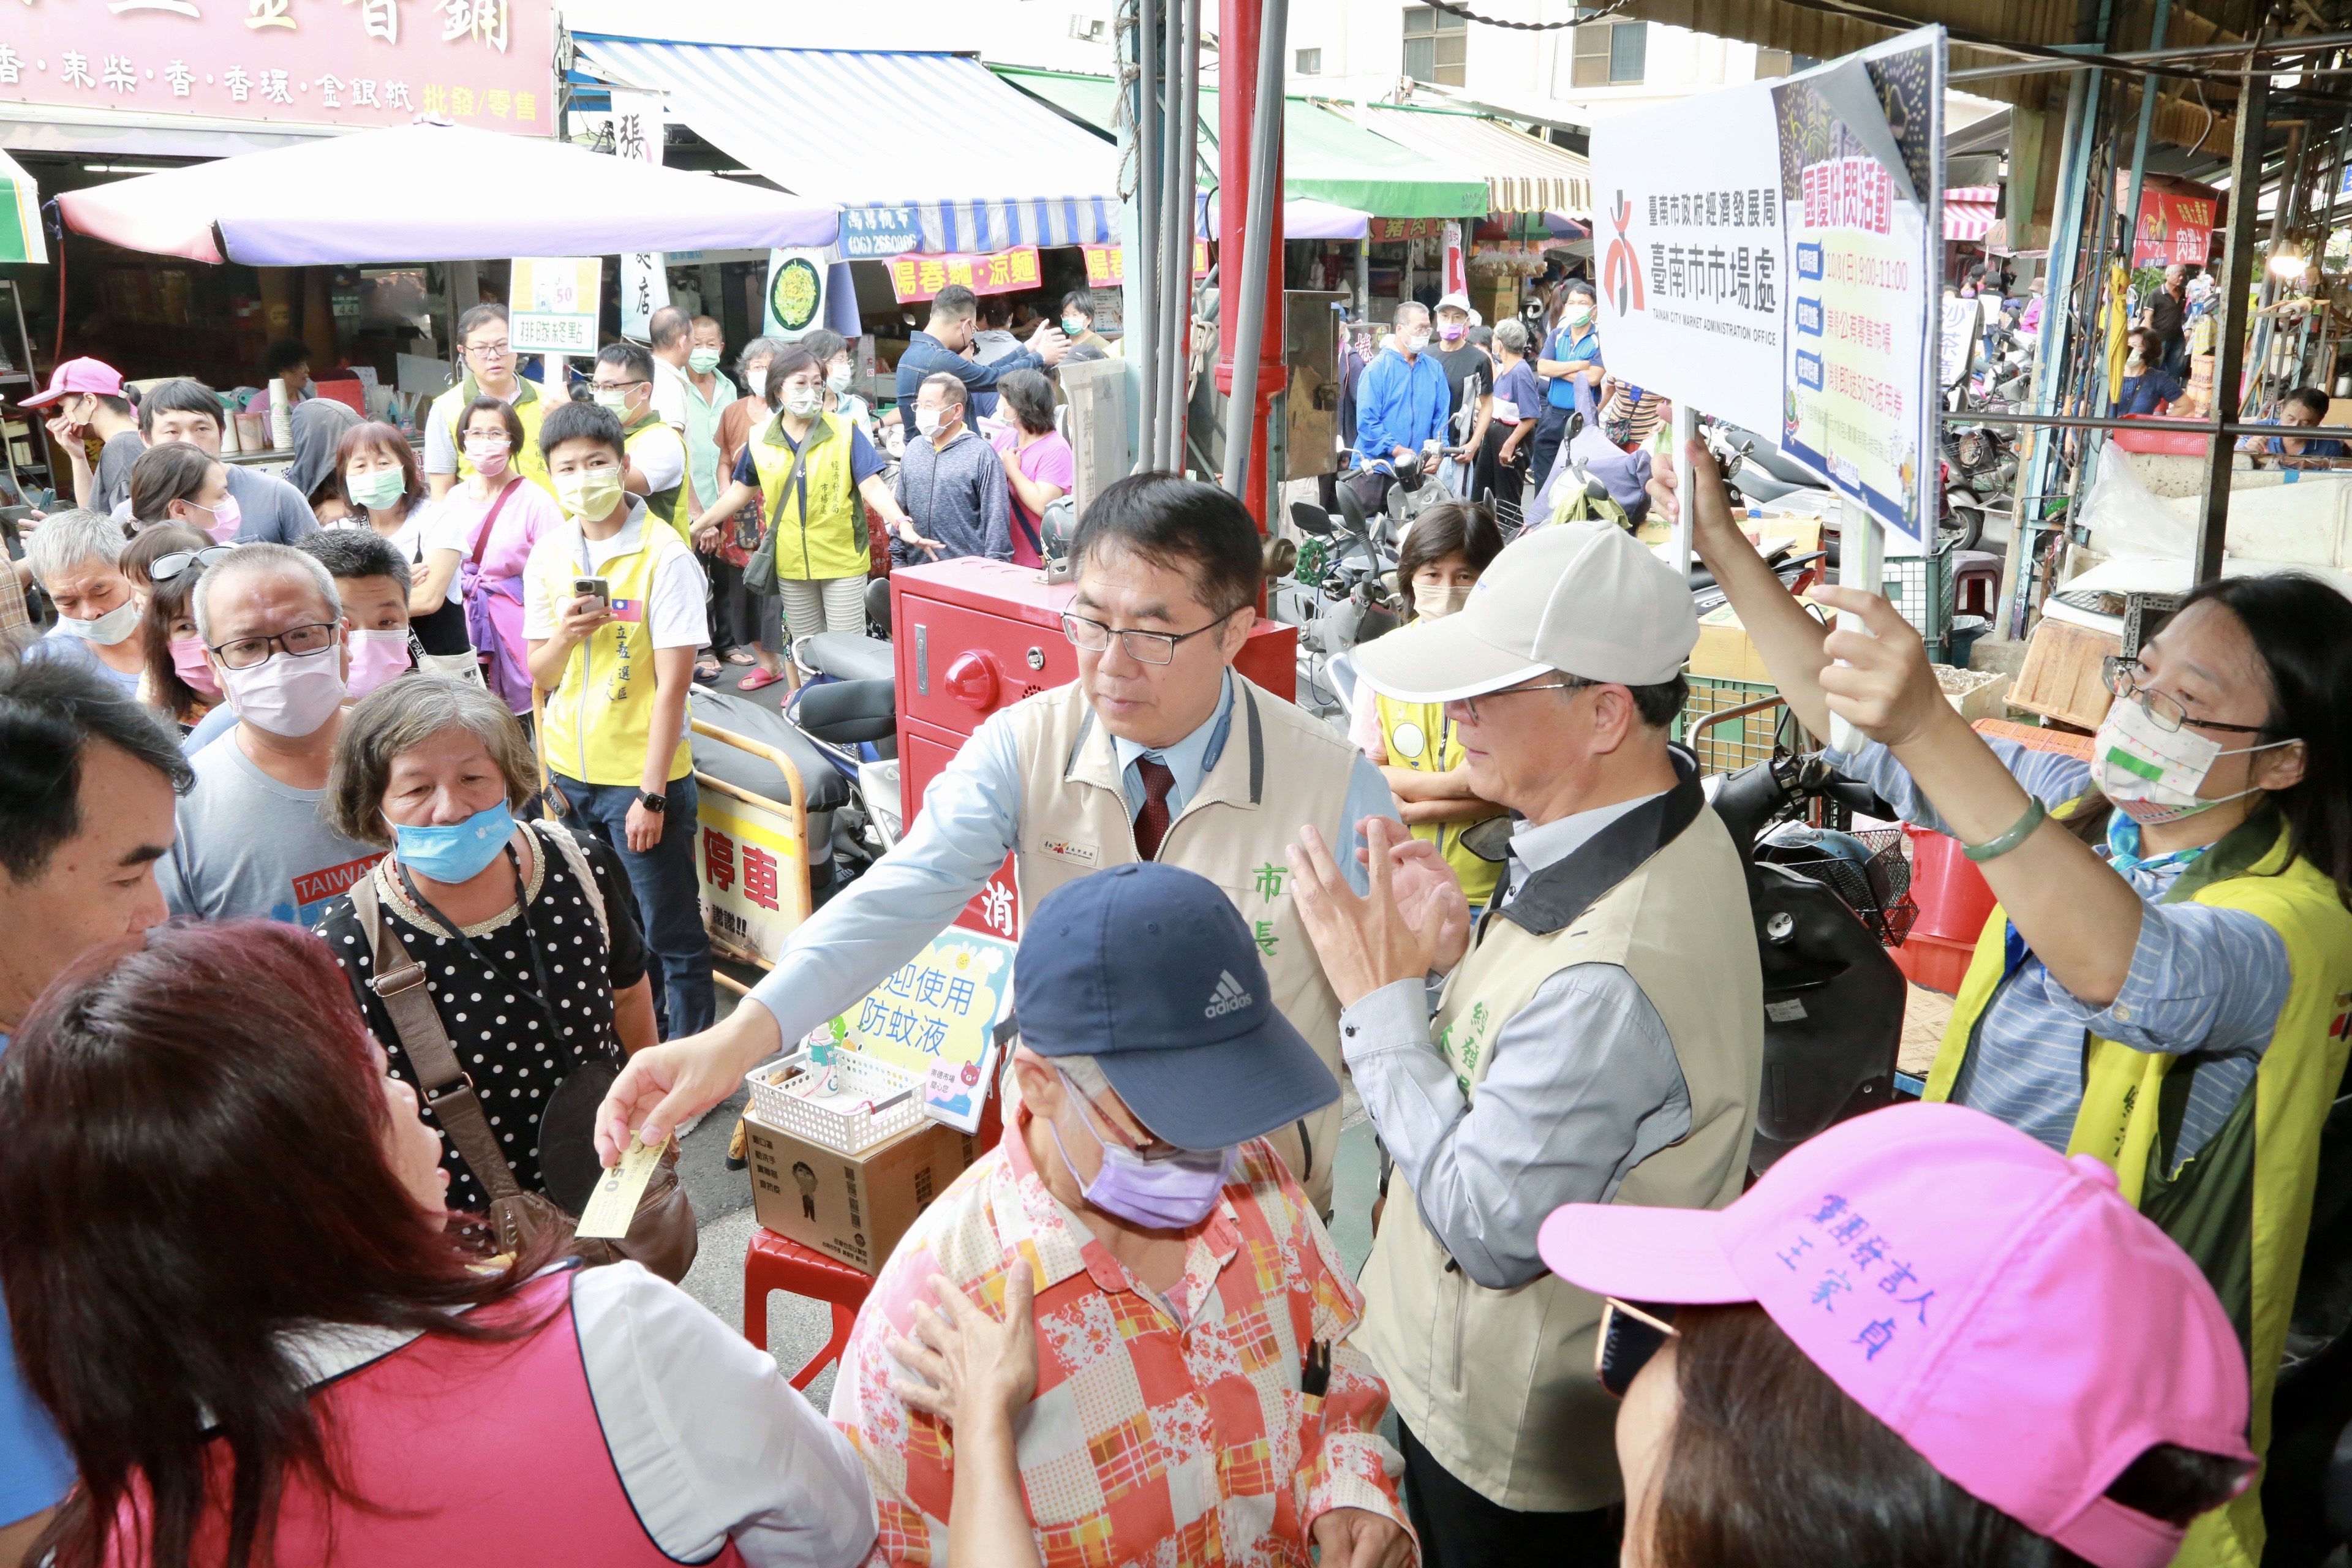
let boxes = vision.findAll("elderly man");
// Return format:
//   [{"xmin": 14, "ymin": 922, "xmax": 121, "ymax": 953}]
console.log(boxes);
[
  {"xmin": 646, "ymin": 304, "xmax": 695, "ymax": 435},
  {"xmin": 893, "ymin": 373, "xmax": 1011, "ymax": 564},
  {"xmin": 23, "ymin": 509, "xmax": 145, "ymax": 696},
  {"xmin": 1352, "ymin": 301, "xmax": 1450, "ymax": 514},
  {"xmin": 834, "ymin": 863, "xmax": 1412, "ymax": 1568},
  {"xmin": 158, "ymin": 543, "xmax": 380, "ymax": 924},
  {"xmin": 894, "ymin": 284, "xmax": 1068, "ymax": 428},
  {"xmin": 1286, "ymin": 521, "xmax": 1763, "ymax": 1566},
  {"xmin": 0, "ymin": 653, "xmax": 191, "ymax": 1567},
  {"xmin": 597, "ymin": 473, "xmax": 1398, "ymax": 1215}
]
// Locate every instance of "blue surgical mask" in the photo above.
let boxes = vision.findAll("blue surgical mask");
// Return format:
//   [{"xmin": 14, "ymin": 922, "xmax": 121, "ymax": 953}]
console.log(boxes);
[
  {"xmin": 1044, "ymin": 1069, "xmax": 1235, "ymax": 1230},
  {"xmin": 391, "ymin": 799, "xmax": 514, "ymax": 884}
]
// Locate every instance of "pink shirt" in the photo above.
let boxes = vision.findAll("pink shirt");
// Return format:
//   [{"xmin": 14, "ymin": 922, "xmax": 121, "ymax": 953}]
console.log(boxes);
[
  {"xmin": 990, "ymin": 426, "xmax": 1075, "ymax": 568},
  {"xmin": 442, "ymin": 473, "xmax": 562, "ymax": 582}
]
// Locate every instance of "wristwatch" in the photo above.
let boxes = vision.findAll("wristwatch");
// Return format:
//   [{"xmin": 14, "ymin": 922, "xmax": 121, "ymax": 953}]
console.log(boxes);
[{"xmin": 636, "ymin": 789, "xmax": 668, "ymax": 814}]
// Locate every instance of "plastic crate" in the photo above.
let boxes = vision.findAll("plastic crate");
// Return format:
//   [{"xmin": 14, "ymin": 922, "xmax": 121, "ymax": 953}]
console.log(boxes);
[
  {"xmin": 744, "ymin": 1046, "xmax": 926, "ymax": 1155},
  {"xmin": 1882, "ymin": 551, "xmax": 1956, "ymax": 663},
  {"xmin": 1678, "ymin": 675, "xmax": 1785, "ymax": 775}
]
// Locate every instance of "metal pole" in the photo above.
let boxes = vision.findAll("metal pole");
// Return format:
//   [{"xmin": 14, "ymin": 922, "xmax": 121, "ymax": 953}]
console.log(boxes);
[
  {"xmin": 2008, "ymin": 66, "xmax": 2090, "ymax": 636},
  {"xmin": 1170, "ymin": 0, "xmax": 1201, "ymax": 474},
  {"xmin": 2196, "ymin": 67, "xmax": 2269, "ymax": 584},
  {"xmin": 1157, "ymin": 0, "xmax": 1191, "ymax": 470},
  {"xmin": 2119, "ymin": 0, "xmax": 2171, "ymax": 300},
  {"xmin": 1221, "ymin": 0, "xmax": 1288, "ymax": 504},
  {"xmin": 1131, "ymin": 0, "xmax": 1159, "ymax": 472},
  {"xmin": 2244, "ymin": 121, "xmax": 2304, "ymax": 417}
]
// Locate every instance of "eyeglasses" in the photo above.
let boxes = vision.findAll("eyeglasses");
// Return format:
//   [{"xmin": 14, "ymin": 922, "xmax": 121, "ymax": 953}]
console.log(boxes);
[
  {"xmin": 149, "ymin": 545, "xmax": 237, "ymax": 584},
  {"xmin": 1458, "ymin": 677, "xmax": 1594, "ymax": 722},
  {"xmin": 1594, "ymin": 1297, "xmax": 1679, "ymax": 1399},
  {"xmin": 463, "ymin": 340, "xmax": 512, "ymax": 360},
  {"xmin": 592, "ymin": 379, "xmax": 647, "ymax": 392},
  {"xmin": 1061, "ymin": 608, "xmax": 1234, "ymax": 666},
  {"xmin": 2100, "ymin": 656, "xmax": 2266, "ymax": 736},
  {"xmin": 209, "ymin": 620, "xmax": 340, "ymax": 671}
]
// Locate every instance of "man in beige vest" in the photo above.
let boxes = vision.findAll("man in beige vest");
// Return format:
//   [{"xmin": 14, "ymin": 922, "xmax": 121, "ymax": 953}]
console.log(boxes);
[
  {"xmin": 1287, "ymin": 520, "xmax": 1764, "ymax": 1566},
  {"xmin": 594, "ymin": 472, "xmax": 1398, "ymax": 1213}
]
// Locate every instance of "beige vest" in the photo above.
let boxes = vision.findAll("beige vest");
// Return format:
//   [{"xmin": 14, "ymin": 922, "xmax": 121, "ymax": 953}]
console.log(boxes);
[
  {"xmin": 1010, "ymin": 674, "xmax": 1360, "ymax": 1213},
  {"xmin": 1356, "ymin": 778, "xmax": 1763, "ymax": 1512}
]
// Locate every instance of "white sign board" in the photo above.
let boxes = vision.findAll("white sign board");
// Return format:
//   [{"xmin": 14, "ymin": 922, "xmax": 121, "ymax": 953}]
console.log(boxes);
[
  {"xmin": 621, "ymin": 251, "xmax": 670, "ymax": 341},
  {"xmin": 1593, "ymin": 28, "xmax": 1945, "ymax": 546},
  {"xmin": 762, "ymin": 248, "xmax": 829, "ymax": 342},
  {"xmin": 1939, "ymin": 295, "xmax": 1983, "ymax": 390},
  {"xmin": 510, "ymin": 256, "xmax": 602, "ymax": 358}
]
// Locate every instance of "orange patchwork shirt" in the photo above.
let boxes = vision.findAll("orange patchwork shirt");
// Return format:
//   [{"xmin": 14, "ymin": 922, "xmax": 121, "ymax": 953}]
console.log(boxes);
[{"xmin": 828, "ymin": 1116, "xmax": 1413, "ymax": 1567}]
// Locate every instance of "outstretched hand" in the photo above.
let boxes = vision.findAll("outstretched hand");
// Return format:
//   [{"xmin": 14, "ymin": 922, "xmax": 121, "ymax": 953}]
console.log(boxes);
[{"xmin": 1287, "ymin": 818, "xmax": 1450, "ymax": 1008}]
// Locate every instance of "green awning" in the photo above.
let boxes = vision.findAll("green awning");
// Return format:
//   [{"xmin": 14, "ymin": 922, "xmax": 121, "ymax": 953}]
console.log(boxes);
[
  {"xmin": 992, "ymin": 67, "xmax": 1485, "ymax": 219},
  {"xmin": 0, "ymin": 148, "xmax": 45, "ymax": 265}
]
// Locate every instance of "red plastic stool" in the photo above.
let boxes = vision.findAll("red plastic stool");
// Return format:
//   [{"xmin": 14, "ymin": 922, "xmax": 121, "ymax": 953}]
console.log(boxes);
[{"xmin": 742, "ymin": 1229, "xmax": 876, "ymax": 1389}]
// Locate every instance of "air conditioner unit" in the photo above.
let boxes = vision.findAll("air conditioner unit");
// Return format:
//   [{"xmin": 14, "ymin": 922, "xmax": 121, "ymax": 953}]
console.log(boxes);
[{"xmin": 1068, "ymin": 13, "xmax": 1106, "ymax": 40}]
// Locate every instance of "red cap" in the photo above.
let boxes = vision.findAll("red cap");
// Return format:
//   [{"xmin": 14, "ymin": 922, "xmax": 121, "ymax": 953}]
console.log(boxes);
[{"xmin": 23, "ymin": 356, "xmax": 126, "ymax": 407}]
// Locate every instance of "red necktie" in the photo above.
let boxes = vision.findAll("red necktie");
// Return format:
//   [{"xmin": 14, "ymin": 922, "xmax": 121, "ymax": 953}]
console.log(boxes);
[{"xmin": 1132, "ymin": 756, "xmax": 1177, "ymax": 861}]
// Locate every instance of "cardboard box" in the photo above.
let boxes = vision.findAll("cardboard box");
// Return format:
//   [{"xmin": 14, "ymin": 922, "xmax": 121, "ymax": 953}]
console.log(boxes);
[
  {"xmin": 745, "ymin": 1110, "xmax": 981, "ymax": 1275},
  {"xmin": 1691, "ymin": 603, "xmax": 1779, "ymax": 682}
]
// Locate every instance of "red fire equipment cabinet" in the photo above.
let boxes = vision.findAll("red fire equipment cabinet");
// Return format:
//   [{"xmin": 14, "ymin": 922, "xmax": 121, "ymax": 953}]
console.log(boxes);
[{"xmin": 889, "ymin": 557, "xmax": 1299, "ymax": 940}]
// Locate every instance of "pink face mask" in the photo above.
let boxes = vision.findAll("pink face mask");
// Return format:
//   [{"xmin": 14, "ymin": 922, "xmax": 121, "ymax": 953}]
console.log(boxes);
[
  {"xmin": 464, "ymin": 438, "xmax": 511, "ymax": 478},
  {"xmin": 198, "ymin": 493, "xmax": 243, "ymax": 543},
  {"xmin": 345, "ymin": 627, "xmax": 413, "ymax": 696},
  {"xmin": 168, "ymin": 634, "xmax": 222, "ymax": 699}
]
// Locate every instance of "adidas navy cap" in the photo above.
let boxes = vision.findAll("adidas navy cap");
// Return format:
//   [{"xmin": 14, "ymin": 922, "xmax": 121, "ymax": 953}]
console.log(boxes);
[{"xmin": 1012, "ymin": 862, "xmax": 1340, "ymax": 1152}]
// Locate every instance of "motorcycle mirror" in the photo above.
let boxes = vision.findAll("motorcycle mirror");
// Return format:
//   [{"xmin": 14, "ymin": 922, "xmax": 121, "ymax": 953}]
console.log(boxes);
[{"xmin": 1289, "ymin": 500, "xmax": 1335, "ymax": 538}]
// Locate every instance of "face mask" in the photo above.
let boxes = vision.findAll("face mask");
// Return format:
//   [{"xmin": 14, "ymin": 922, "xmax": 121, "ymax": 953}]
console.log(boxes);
[
  {"xmin": 1438, "ymin": 320, "xmax": 1467, "ymax": 342},
  {"xmin": 464, "ymin": 437, "xmax": 511, "ymax": 477},
  {"xmin": 555, "ymin": 466, "xmax": 626, "ymax": 520},
  {"xmin": 58, "ymin": 597, "xmax": 141, "ymax": 646},
  {"xmin": 747, "ymin": 367, "xmax": 768, "ymax": 401},
  {"xmin": 1415, "ymin": 582, "xmax": 1473, "ymax": 619},
  {"xmin": 1563, "ymin": 305, "xmax": 1595, "ymax": 330},
  {"xmin": 826, "ymin": 364, "xmax": 854, "ymax": 394},
  {"xmin": 219, "ymin": 641, "xmax": 346, "ymax": 738},
  {"xmin": 1061, "ymin": 316, "xmax": 1087, "ymax": 336},
  {"xmin": 346, "ymin": 626, "xmax": 413, "ymax": 696},
  {"xmin": 1044, "ymin": 1069, "xmax": 1235, "ymax": 1230},
  {"xmin": 169, "ymin": 633, "xmax": 222, "ymax": 699},
  {"xmin": 195, "ymin": 493, "xmax": 243, "ymax": 543},
  {"xmin": 1398, "ymin": 333, "xmax": 1428, "ymax": 354},
  {"xmin": 393, "ymin": 799, "xmax": 514, "ymax": 884},
  {"xmin": 348, "ymin": 468, "xmax": 405, "ymax": 510},
  {"xmin": 914, "ymin": 405, "xmax": 945, "ymax": 439},
  {"xmin": 688, "ymin": 347, "xmax": 723, "ymax": 375},
  {"xmin": 2092, "ymin": 689, "xmax": 2290, "ymax": 824},
  {"xmin": 783, "ymin": 385, "xmax": 825, "ymax": 419},
  {"xmin": 592, "ymin": 388, "xmax": 631, "ymax": 413}
]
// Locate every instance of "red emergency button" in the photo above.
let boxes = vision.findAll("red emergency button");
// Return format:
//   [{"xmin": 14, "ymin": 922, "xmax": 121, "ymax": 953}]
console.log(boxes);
[{"xmin": 943, "ymin": 650, "xmax": 1000, "ymax": 710}]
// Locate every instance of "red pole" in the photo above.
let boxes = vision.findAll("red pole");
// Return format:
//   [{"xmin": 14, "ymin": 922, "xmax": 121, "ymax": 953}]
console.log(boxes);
[{"xmin": 1215, "ymin": 0, "xmax": 1284, "ymax": 530}]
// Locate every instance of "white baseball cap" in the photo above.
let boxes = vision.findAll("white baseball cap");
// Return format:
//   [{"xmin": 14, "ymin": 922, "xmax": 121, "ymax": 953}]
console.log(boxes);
[{"xmin": 1356, "ymin": 519, "xmax": 1698, "ymax": 700}]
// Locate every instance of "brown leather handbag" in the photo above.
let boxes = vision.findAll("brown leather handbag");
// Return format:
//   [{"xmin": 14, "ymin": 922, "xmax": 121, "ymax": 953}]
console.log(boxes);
[{"xmin": 349, "ymin": 841, "xmax": 698, "ymax": 1282}]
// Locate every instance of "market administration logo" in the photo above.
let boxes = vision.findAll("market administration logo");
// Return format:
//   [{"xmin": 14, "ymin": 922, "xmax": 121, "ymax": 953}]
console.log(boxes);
[
  {"xmin": 1604, "ymin": 189, "xmax": 1648, "ymax": 317},
  {"xmin": 1205, "ymin": 969, "xmax": 1256, "ymax": 1019}
]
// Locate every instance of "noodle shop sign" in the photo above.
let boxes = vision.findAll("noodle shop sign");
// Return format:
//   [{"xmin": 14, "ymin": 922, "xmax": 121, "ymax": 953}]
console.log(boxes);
[
  {"xmin": 0, "ymin": 0, "xmax": 555, "ymax": 133},
  {"xmin": 888, "ymin": 244, "xmax": 1041, "ymax": 304}
]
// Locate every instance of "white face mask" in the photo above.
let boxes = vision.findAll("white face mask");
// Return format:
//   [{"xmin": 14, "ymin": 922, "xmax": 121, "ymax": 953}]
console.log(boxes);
[
  {"xmin": 2093, "ymin": 690, "xmax": 2289, "ymax": 824},
  {"xmin": 58, "ymin": 596, "xmax": 142, "ymax": 646},
  {"xmin": 914, "ymin": 405, "xmax": 946, "ymax": 439},
  {"xmin": 826, "ymin": 363, "xmax": 854, "ymax": 394},
  {"xmin": 219, "ymin": 641, "xmax": 346, "ymax": 737},
  {"xmin": 1414, "ymin": 582, "xmax": 1473, "ymax": 619},
  {"xmin": 782, "ymin": 385, "xmax": 824, "ymax": 419},
  {"xmin": 746, "ymin": 367, "xmax": 768, "ymax": 401}
]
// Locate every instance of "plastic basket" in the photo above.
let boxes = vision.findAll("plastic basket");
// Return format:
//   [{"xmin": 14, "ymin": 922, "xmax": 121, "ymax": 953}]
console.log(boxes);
[
  {"xmin": 1758, "ymin": 827, "xmax": 1919, "ymax": 948},
  {"xmin": 744, "ymin": 1046, "xmax": 926, "ymax": 1155},
  {"xmin": 1678, "ymin": 676, "xmax": 1784, "ymax": 776},
  {"xmin": 1882, "ymin": 551, "xmax": 1956, "ymax": 662}
]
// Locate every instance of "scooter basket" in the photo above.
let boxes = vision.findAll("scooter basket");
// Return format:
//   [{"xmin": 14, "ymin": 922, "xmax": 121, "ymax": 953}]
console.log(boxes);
[{"xmin": 1763, "ymin": 829, "xmax": 1919, "ymax": 949}]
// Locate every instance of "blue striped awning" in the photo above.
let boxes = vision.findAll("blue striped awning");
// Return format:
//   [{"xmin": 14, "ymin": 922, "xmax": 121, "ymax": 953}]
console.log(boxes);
[{"xmin": 573, "ymin": 36, "xmax": 1123, "ymax": 254}]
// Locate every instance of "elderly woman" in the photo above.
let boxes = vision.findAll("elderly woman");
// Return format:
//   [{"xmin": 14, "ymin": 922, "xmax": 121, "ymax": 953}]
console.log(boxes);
[
  {"xmin": 1655, "ymin": 444, "xmax": 2352, "ymax": 1567},
  {"xmin": 709, "ymin": 334, "xmax": 788, "ymax": 684},
  {"xmin": 312, "ymin": 675, "xmax": 659, "ymax": 1216},
  {"xmin": 0, "ymin": 918, "xmax": 875, "ymax": 1568},
  {"xmin": 24, "ymin": 508, "xmax": 143, "ymax": 695}
]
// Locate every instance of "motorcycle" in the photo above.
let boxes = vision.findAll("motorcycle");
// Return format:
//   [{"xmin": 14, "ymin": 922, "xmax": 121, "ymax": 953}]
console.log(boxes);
[{"xmin": 1281, "ymin": 490, "xmax": 1402, "ymax": 718}]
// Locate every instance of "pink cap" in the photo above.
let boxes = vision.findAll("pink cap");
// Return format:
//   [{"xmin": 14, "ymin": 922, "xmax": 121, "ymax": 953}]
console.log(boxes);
[
  {"xmin": 1537, "ymin": 1102, "xmax": 2253, "ymax": 1568},
  {"xmin": 22, "ymin": 356, "xmax": 125, "ymax": 407}
]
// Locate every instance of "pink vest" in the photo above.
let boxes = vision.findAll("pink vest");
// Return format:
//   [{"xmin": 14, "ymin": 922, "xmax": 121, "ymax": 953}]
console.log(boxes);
[{"xmin": 111, "ymin": 1271, "xmax": 746, "ymax": 1567}]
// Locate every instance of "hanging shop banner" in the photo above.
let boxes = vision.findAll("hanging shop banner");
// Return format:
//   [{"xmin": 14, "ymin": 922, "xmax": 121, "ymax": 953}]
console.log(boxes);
[
  {"xmin": 1367, "ymin": 217, "xmax": 1447, "ymax": 241},
  {"xmin": 1078, "ymin": 241, "xmax": 1210, "ymax": 289},
  {"xmin": 509, "ymin": 255, "xmax": 600, "ymax": 356},
  {"xmin": 620, "ymin": 251, "xmax": 668, "ymax": 341},
  {"xmin": 890, "ymin": 245, "xmax": 1044, "ymax": 304},
  {"xmin": 1442, "ymin": 220, "xmax": 1466, "ymax": 299},
  {"xmin": 1593, "ymin": 26, "xmax": 1943, "ymax": 547},
  {"xmin": 0, "ymin": 0, "xmax": 554, "ymax": 134},
  {"xmin": 2124, "ymin": 189, "xmax": 2216, "ymax": 268},
  {"xmin": 762, "ymin": 248, "xmax": 827, "ymax": 341},
  {"xmin": 840, "ymin": 205, "xmax": 922, "ymax": 260}
]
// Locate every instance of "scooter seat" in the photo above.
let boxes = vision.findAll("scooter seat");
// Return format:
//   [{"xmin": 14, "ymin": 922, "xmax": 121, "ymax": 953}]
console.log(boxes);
[
  {"xmin": 800, "ymin": 631, "xmax": 896, "ymax": 684},
  {"xmin": 797, "ymin": 677, "xmax": 898, "ymax": 748},
  {"xmin": 687, "ymin": 686, "xmax": 853, "ymax": 814}
]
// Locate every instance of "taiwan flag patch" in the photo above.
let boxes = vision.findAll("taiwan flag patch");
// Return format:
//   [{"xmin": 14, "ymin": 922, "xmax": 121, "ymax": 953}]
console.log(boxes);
[{"xmin": 606, "ymin": 597, "xmax": 646, "ymax": 624}]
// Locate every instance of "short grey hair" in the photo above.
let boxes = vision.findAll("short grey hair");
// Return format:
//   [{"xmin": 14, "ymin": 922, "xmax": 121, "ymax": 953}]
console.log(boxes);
[
  {"xmin": 737, "ymin": 335, "xmax": 788, "ymax": 375},
  {"xmin": 1051, "ymin": 1052, "xmax": 1112, "ymax": 1099},
  {"xmin": 325, "ymin": 674, "xmax": 537, "ymax": 848},
  {"xmin": 24, "ymin": 508, "xmax": 126, "ymax": 588},
  {"xmin": 1493, "ymin": 317, "xmax": 1530, "ymax": 355},
  {"xmin": 192, "ymin": 542, "xmax": 342, "ymax": 644},
  {"xmin": 1392, "ymin": 301, "xmax": 1431, "ymax": 331}
]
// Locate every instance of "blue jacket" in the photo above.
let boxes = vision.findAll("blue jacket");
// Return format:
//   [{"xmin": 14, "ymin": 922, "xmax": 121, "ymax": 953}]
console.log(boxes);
[
  {"xmin": 1354, "ymin": 347, "xmax": 1451, "ymax": 464},
  {"xmin": 2111, "ymin": 369, "xmax": 2184, "ymax": 418},
  {"xmin": 894, "ymin": 330, "xmax": 1046, "ymax": 424}
]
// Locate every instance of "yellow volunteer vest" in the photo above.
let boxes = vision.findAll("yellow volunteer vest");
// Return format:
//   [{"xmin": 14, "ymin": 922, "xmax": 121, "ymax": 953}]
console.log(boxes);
[
  {"xmin": 748, "ymin": 411, "xmax": 870, "ymax": 582},
  {"xmin": 1371, "ymin": 654, "xmax": 1504, "ymax": 906},
  {"xmin": 1356, "ymin": 768, "xmax": 1763, "ymax": 1510},
  {"xmin": 432, "ymin": 372, "xmax": 553, "ymax": 496},
  {"xmin": 1924, "ymin": 804, "xmax": 2352, "ymax": 1568},
  {"xmin": 534, "ymin": 509, "xmax": 696, "ymax": 788},
  {"xmin": 620, "ymin": 411, "xmax": 688, "ymax": 544}
]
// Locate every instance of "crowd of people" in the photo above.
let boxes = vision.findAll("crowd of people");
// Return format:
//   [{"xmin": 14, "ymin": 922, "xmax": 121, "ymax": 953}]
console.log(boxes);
[{"xmin": 3, "ymin": 269, "xmax": 2351, "ymax": 1568}]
